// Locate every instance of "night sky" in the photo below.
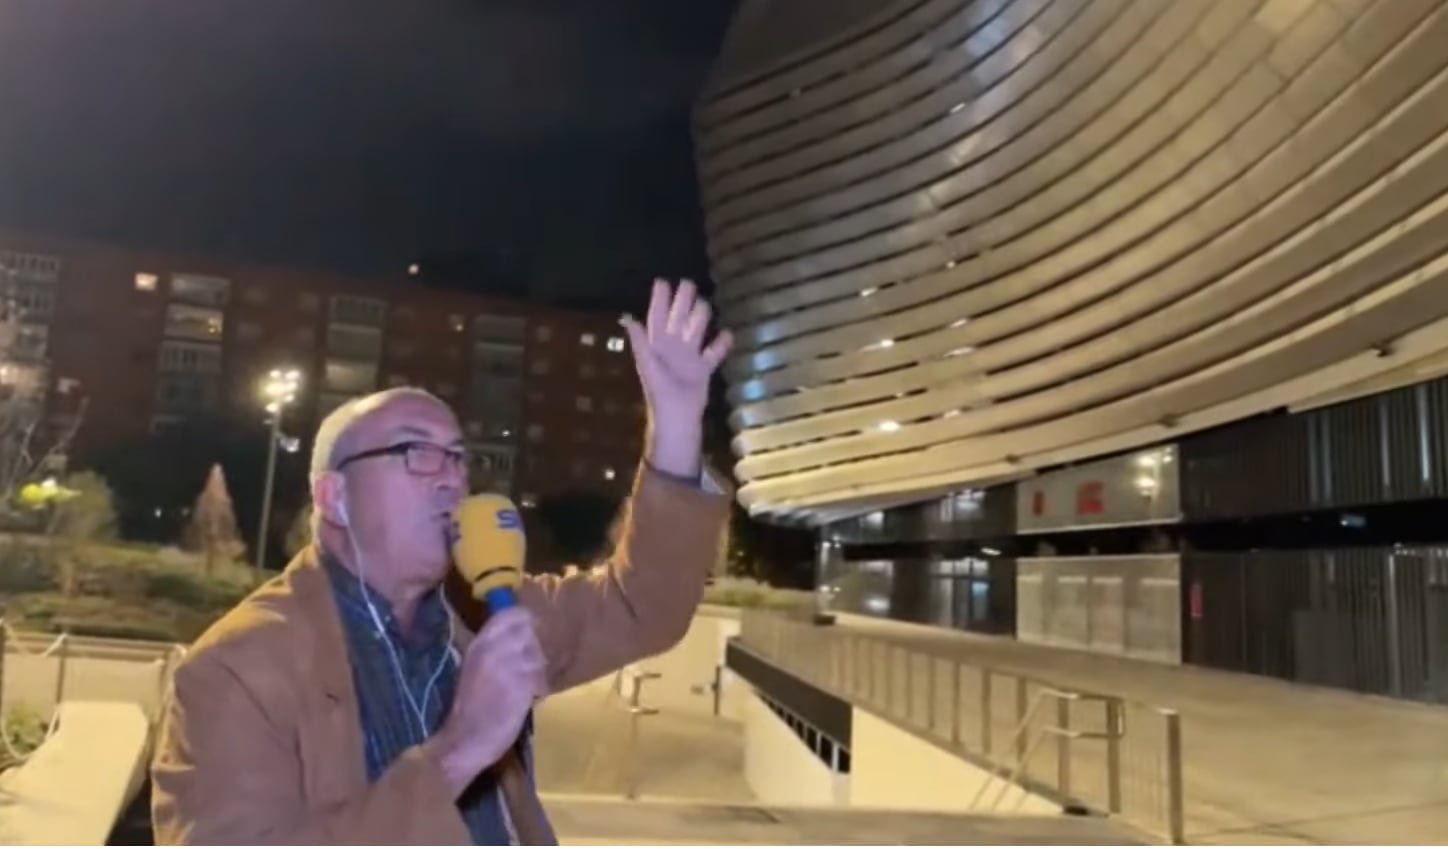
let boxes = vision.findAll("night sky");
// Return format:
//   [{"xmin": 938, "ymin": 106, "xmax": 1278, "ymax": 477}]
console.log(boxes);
[{"xmin": 0, "ymin": 0, "xmax": 739, "ymax": 309}]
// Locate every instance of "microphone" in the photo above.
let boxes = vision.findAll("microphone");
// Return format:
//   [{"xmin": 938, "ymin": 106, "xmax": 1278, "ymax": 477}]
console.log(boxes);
[
  {"xmin": 450, "ymin": 493, "xmax": 525, "ymax": 614},
  {"xmin": 449, "ymin": 493, "xmax": 535, "ymax": 751}
]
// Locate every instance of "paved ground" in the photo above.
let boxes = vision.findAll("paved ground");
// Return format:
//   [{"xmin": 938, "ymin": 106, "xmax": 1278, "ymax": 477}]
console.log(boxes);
[
  {"xmin": 533, "ymin": 673, "xmax": 754, "ymax": 802},
  {"xmin": 542, "ymin": 794, "xmax": 1134, "ymax": 845},
  {"xmin": 833, "ymin": 614, "xmax": 1448, "ymax": 845}
]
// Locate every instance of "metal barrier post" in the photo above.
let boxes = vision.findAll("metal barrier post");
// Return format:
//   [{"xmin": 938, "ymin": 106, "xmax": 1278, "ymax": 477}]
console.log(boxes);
[
  {"xmin": 1106, "ymin": 699, "xmax": 1123, "ymax": 813},
  {"xmin": 1056, "ymin": 695, "xmax": 1072, "ymax": 799},
  {"xmin": 0, "ymin": 618, "xmax": 7, "ymax": 714},
  {"xmin": 1164, "ymin": 709, "xmax": 1186, "ymax": 845},
  {"xmin": 949, "ymin": 661, "xmax": 960, "ymax": 744},
  {"xmin": 1014, "ymin": 676, "xmax": 1028, "ymax": 761},
  {"xmin": 980, "ymin": 668, "xmax": 993, "ymax": 754},
  {"xmin": 52, "ymin": 631, "xmax": 69, "ymax": 710}
]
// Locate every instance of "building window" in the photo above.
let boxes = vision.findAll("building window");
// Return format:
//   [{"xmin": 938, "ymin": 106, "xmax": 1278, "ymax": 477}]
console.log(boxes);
[
  {"xmin": 602, "ymin": 399, "xmax": 619, "ymax": 415},
  {"xmin": 329, "ymin": 295, "xmax": 386, "ymax": 328},
  {"xmin": 390, "ymin": 340, "xmax": 416, "ymax": 360},
  {"xmin": 293, "ymin": 325, "xmax": 317, "ymax": 348},
  {"xmin": 473, "ymin": 341, "xmax": 523, "ymax": 378},
  {"xmin": 572, "ymin": 459, "xmax": 587, "ymax": 478},
  {"xmin": 436, "ymin": 382, "xmax": 457, "ymax": 397},
  {"xmin": 164, "ymin": 303, "xmax": 224, "ymax": 341},
  {"xmin": 465, "ymin": 421, "xmax": 482, "ymax": 438},
  {"xmin": 299, "ymin": 292, "xmax": 321, "ymax": 312},
  {"xmin": 449, "ymin": 314, "xmax": 465, "ymax": 333},
  {"xmin": 171, "ymin": 273, "xmax": 230, "ymax": 307},
  {"xmin": 579, "ymin": 363, "xmax": 595, "ymax": 379},
  {"xmin": 323, "ymin": 359, "xmax": 378, "ymax": 394},
  {"xmin": 530, "ymin": 359, "xmax": 549, "ymax": 376},
  {"xmin": 318, "ymin": 392, "xmax": 352, "ymax": 417},
  {"xmin": 327, "ymin": 325, "xmax": 383, "ymax": 360},
  {"xmin": 0, "ymin": 251, "xmax": 60, "ymax": 282},
  {"xmin": 576, "ymin": 395, "xmax": 592, "ymax": 412},
  {"xmin": 534, "ymin": 325, "xmax": 552, "ymax": 342},
  {"xmin": 236, "ymin": 321, "xmax": 263, "ymax": 343},
  {"xmin": 473, "ymin": 314, "xmax": 526, "ymax": 343},
  {"xmin": 606, "ymin": 336, "xmax": 626, "ymax": 353},
  {"xmin": 580, "ymin": 332, "xmax": 596, "ymax": 347},
  {"xmin": 527, "ymin": 424, "xmax": 544, "ymax": 443},
  {"xmin": 158, "ymin": 340, "xmax": 222, "ymax": 374},
  {"xmin": 385, "ymin": 374, "xmax": 407, "ymax": 388},
  {"xmin": 520, "ymin": 492, "xmax": 538, "ymax": 508},
  {"xmin": 134, "ymin": 273, "xmax": 159, "ymax": 292},
  {"xmin": 603, "ymin": 466, "xmax": 617, "ymax": 481},
  {"xmin": 241, "ymin": 286, "xmax": 268, "ymax": 305}
]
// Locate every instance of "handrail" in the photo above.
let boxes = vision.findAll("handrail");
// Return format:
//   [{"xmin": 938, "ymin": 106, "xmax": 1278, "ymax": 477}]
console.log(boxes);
[{"xmin": 735, "ymin": 609, "xmax": 1185, "ymax": 843}]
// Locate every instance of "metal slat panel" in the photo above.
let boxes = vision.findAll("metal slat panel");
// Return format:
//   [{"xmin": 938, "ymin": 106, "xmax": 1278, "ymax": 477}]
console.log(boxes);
[{"xmin": 700, "ymin": 0, "xmax": 1448, "ymax": 524}]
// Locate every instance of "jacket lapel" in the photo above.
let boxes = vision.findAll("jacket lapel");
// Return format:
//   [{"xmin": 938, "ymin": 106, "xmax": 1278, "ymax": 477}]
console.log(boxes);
[{"xmin": 284, "ymin": 547, "xmax": 370, "ymax": 795}]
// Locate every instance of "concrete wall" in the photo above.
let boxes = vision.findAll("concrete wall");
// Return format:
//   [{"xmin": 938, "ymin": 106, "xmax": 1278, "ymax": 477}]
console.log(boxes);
[
  {"xmin": 848, "ymin": 708, "xmax": 1057, "ymax": 816},
  {"xmin": 743, "ymin": 691, "xmax": 847, "ymax": 806}
]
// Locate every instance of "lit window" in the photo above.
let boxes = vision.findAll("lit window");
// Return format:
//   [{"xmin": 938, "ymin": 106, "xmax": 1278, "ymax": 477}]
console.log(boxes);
[
  {"xmin": 576, "ymin": 395, "xmax": 592, "ymax": 412},
  {"xmin": 535, "ymin": 325, "xmax": 552, "ymax": 342},
  {"xmin": 580, "ymin": 332, "xmax": 596, "ymax": 347},
  {"xmin": 603, "ymin": 467, "xmax": 616, "ymax": 481},
  {"xmin": 521, "ymin": 493, "xmax": 537, "ymax": 508},
  {"xmin": 527, "ymin": 424, "xmax": 544, "ymax": 443},
  {"xmin": 449, "ymin": 314, "xmax": 465, "ymax": 333},
  {"xmin": 606, "ymin": 336, "xmax": 625, "ymax": 353},
  {"xmin": 134, "ymin": 273, "xmax": 158, "ymax": 292}
]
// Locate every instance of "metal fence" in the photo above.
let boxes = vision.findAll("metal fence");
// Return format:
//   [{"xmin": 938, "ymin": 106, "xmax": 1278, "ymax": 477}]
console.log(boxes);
[
  {"xmin": 737, "ymin": 610, "xmax": 1184, "ymax": 843},
  {"xmin": 0, "ymin": 620, "xmax": 184, "ymax": 766}
]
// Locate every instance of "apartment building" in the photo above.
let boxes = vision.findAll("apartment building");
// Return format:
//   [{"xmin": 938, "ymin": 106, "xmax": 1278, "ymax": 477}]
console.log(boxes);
[{"xmin": 0, "ymin": 230, "xmax": 645, "ymax": 506}]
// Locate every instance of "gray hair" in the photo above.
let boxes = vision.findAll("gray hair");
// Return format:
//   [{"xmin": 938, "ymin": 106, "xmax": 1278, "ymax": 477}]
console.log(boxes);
[
  {"xmin": 308, "ymin": 386, "xmax": 444, "ymax": 484},
  {"xmin": 305, "ymin": 386, "xmax": 446, "ymax": 539}
]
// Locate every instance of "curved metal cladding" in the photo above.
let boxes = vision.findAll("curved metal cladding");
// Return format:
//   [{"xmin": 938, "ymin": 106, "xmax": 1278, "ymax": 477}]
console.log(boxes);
[{"xmin": 696, "ymin": 0, "xmax": 1448, "ymax": 524}]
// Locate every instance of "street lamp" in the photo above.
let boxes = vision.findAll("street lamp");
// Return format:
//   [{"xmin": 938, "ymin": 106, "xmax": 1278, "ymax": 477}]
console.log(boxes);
[{"xmin": 256, "ymin": 368, "xmax": 301, "ymax": 576}]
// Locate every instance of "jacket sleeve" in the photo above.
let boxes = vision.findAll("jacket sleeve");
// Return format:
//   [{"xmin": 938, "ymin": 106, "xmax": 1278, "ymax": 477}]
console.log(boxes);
[
  {"xmin": 519, "ymin": 462, "xmax": 731, "ymax": 694},
  {"xmin": 151, "ymin": 652, "xmax": 470, "ymax": 846}
]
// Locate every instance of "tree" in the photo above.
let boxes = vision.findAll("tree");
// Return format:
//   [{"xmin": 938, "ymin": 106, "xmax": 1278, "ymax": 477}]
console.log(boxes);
[
  {"xmin": 50, "ymin": 471, "xmax": 118, "ymax": 543},
  {"xmin": 183, "ymin": 464, "xmax": 245, "ymax": 576},
  {"xmin": 0, "ymin": 266, "xmax": 87, "ymax": 528}
]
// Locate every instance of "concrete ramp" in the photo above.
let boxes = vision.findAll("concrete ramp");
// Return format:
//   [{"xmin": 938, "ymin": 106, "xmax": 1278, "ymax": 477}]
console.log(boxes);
[
  {"xmin": 0, "ymin": 701, "xmax": 150, "ymax": 845},
  {"xmin": 541, "ymin": 794, "xmax": 1138, "ymax": 845}
]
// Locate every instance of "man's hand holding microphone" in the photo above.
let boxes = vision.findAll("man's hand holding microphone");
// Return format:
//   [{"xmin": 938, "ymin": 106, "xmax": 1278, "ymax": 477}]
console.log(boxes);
[{"xmin": 425, "ymin": 493, "xmax": 545, "ymax": 797}]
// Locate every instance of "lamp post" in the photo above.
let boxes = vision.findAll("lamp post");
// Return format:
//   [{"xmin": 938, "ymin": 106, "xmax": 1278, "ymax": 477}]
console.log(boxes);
[{"xmin": 256, "ymin": 368, "xmax": 301, "ymax": 576}]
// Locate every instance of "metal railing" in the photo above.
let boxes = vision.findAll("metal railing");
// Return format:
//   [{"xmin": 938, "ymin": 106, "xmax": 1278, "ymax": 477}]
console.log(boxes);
[
  {"xmin": 737, "ymin": 609, "xmax": 1185, "ymax": 843},
  {"xmin": 611, "ymin": 664, "xmax": 662, "ymax": 800},
  {"xmin": 0, "ymin": 619, "xmax": 185, "ymax": 767}
]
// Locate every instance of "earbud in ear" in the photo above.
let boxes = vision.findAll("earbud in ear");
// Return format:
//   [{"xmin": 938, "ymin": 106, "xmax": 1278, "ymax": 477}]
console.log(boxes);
[{"xmin": 336, "ymin": 501, "xmax": 350, "ymax": 527}]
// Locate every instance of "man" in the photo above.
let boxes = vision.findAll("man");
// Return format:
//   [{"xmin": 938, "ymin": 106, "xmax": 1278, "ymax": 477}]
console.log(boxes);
[{"xmin": 151, "ymin": 279, "xmax": 734, "ymax": 844}]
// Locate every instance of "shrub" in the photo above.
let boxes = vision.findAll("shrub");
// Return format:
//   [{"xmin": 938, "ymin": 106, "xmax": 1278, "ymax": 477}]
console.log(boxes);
[{"xmin": 2, "ymin": 704, "xmax": 48, "ymax": 761}]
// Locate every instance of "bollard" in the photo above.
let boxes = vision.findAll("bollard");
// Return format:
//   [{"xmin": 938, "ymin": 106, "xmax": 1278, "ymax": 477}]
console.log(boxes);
[{"xmin": 52, "ymin": 631, "xmax": 70, "ymax": 713}]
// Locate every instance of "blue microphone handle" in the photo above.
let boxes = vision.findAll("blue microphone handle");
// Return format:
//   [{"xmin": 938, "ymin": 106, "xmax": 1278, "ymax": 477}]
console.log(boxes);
[{"xmin": 484, "ymin": 586, "xmax": 517, "ymax": 613}]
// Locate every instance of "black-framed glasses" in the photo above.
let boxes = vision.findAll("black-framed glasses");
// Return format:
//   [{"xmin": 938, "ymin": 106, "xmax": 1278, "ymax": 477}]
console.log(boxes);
[{"xmin": 334, "ymin": 441, "xmax": 467, "ymax": 476}]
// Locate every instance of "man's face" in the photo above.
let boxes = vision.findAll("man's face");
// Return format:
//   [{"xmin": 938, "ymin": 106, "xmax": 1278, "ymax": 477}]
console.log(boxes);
[{"xmin": 333, "ymin": 394, "xmax": 468, "ymax": 584}]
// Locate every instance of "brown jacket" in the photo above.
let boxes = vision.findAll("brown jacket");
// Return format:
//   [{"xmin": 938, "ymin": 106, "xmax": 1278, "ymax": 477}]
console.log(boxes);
[{"xmin": 151, "ymin": 465, "xmax": 729, "ymax": 845}]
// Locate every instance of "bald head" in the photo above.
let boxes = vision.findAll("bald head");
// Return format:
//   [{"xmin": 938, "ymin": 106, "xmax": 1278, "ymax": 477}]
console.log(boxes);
[{"xmin": 309, "ymin": 387, "xmax": 447, "ymax": 484}]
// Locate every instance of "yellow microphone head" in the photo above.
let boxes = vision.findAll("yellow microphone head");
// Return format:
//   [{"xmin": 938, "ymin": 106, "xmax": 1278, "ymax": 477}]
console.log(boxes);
[{"xmin": 450, "ymin": 493, "xmax": 526, "ymax": 605}]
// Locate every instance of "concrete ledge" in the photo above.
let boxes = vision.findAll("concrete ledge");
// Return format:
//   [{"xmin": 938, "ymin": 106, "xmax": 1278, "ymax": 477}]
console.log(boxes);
[
  {"xmin": 541, "ymin": 794, "xmax": 1135, "ymax": 845},
  {"xmin": 0, "ymin": 701, "xmax": 150, "ymax": 845}
]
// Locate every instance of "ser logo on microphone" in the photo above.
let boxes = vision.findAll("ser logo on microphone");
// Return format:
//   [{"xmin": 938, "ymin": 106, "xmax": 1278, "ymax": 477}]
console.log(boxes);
[{"xmin": 496, "ymin": 508, "xmax": 522, "ymax": 530}]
